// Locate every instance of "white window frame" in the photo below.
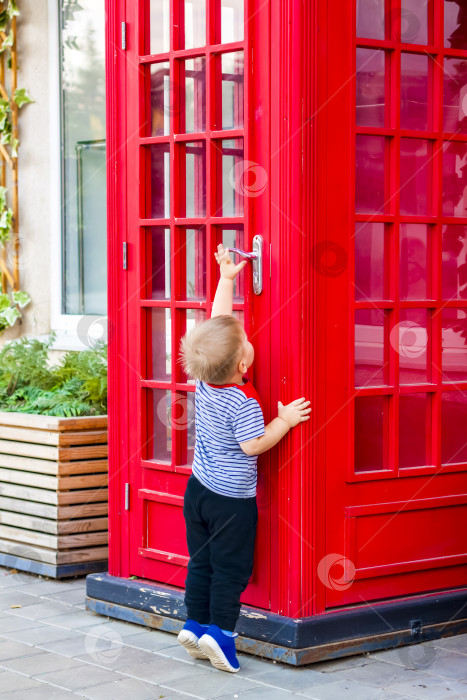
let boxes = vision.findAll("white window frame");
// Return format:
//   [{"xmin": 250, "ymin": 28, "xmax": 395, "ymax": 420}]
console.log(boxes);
[{"xmin": 47, "ymin": 0, "xmax": 107, "ymax": 352}]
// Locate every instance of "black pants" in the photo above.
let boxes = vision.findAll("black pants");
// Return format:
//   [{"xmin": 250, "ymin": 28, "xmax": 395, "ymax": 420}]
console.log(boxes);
[{"xmin": 183, "ymin": 474, "xmax": 258, "ymax": 631}]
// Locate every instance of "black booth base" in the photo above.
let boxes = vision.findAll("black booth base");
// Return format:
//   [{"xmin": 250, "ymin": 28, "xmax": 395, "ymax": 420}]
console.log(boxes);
[{"xmin": 85, "ymin": 573, "xmax": 467, "ymax": 666}]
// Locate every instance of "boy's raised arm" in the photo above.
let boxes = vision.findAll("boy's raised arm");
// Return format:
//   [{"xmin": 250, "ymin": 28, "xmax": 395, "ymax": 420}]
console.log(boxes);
[{"xmin": 211, "ymin": 244, "xmax": 247, "ymax": 318}]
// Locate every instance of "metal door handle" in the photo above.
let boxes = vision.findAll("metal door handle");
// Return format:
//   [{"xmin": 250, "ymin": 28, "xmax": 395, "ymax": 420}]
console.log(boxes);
[{"xmin": 228, "ymin": 235, "xmax": 263, "ymax": 295}]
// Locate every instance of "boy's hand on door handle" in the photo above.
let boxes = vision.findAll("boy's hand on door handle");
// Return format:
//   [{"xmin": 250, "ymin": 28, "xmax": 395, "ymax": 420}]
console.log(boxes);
[
  {"xmin": 278, "ymin": 398, "xmax": 311, "ymax": 428},
  {"xmin": 214, "ymin": 243, "xmax": 248, "ymax": 280}
]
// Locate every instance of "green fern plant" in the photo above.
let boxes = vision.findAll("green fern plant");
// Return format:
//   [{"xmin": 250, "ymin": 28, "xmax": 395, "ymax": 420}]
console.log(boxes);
[{"xmin": 0, "ymin": 331, "xmax": 107, "ymax": 416}]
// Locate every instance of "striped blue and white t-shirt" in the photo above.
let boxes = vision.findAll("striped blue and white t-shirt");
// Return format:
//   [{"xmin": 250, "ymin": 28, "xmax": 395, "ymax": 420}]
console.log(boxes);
[{"xmin": 191, "ymin": 377, "xmax": 265, "ymax": 498}]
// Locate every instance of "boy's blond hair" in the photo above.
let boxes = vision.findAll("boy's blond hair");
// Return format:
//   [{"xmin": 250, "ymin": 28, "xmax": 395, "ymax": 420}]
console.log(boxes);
[{"xmin": 178, "ymin": 315, "xmax": 245, "ymax": 384}]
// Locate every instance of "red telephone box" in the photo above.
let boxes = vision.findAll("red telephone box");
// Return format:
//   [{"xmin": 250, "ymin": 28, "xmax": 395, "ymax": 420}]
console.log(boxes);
[{"xmin": 86, "ymin": 0, "xmax": 467, "ymax": 664}]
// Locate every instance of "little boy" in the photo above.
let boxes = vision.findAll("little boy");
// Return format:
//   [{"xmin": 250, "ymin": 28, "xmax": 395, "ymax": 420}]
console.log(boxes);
[{"xmin": 177, "ymin": 243, "xmax": 311, "ymax": 673}]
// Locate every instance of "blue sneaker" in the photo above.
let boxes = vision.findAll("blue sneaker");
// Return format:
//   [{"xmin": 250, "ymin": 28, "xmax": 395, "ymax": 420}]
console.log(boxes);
[
  {"xmin": 177, "ymin": 619, "xmax": 209, "ymax": 659},
  {"xmin": 198, "ymin": 624, "xmax": 240, "ymax": 673}
]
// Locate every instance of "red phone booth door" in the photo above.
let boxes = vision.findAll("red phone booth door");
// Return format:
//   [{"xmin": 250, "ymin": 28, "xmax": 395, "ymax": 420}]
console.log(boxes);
[
  {"xmin": 319, "ymin": 0, "xmax": 467, "ymax": 610},
  {"xmin": 124, "ymin": 0, "xmax": 271, "ymax": 610}
]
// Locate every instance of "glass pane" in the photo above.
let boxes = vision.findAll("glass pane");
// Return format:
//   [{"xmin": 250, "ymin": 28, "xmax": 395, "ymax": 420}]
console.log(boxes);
[
  {"xmin": 179, "ymin": 308, "xmax": 207, "ymax": 384},
  {"xmin": 147, "ymin": 143, "xmax": 170, "ymax": 218},
  {"xmin": 354, "ymin": 222, "xmax": 387, "ymax": 301},
  {"xmin": 356, "ymin": 0, "xmax": 384, "ymax": 40},
  {"xmin": 443, "ymin": 57, "xmax": 467, "ymax": 134},
  {"xmin": 355, "ymin": 395, "xmax": 388, "ymax": 472},
  {"xmin": 60, "ymin": 0, "xmax": 106, "ymax": 316},
  {"xmin": 444, "ymin": 0, "xmax": 467, "ymax": 50},
  {"xmin": 217, "ymin": 227, "xmax": 245, "ymax": 301},
  {"xmin": 356, "ymin": 49, "xmax": 385, "ymax": 128},
  {"xmin": 442, "ymin": 308, "xmax": 467, "ymax": 382},
  {"xmin": 399, "ymin": 394, "xmax": 431, "ymax": 468},
  {"xmin": 400, "ymin": 224, "xmax": 429, "ymax": 300},
  {"xmin": 400, "ymin": 0, "xmax": 428, "ymax": 44},
  {"xmin": 400, "ymin": 138, "xmax": 430, "ymax": 216},
  {"xmin": 397, "ymin": 309, "xmax": 429, "ymax": 385},
  {"xmin": 220, "ymin": 52, "xmax": 244, "ymax": 130},
  {"xmin": 147, "ymin": 227, "xmax": 170, "ymax": 300},
  {"xmin": 177, "ymin": 391, "xmax": 196, "ymax": 465},
  {"xmin": 400, "ymin": 53, "xmax": 429, "ymax": 131},
  {"xmin": 442, "ymin": 224, "xmax": 467, "ymax": 300},
  {"xmin": 215, "ymin": 138, "xmax": 245, "ymax": 217},
  {"xmin": 179, "ymin": 141, "xmax": 206, "ymax": 218},
  {"xmin": 441, "ymin": 391, "xmax": 467, "ymax": 463},
  {"xmin": 442, "ymin": 141, "xmax": 467, "ymax": 218},
  {"xmin": 355, "ymin": 135, "xmax": 387, "ymax": 214},
  {"xmin": 221, "ymin": 0, "xmax": 244, "ymax": 43},
  {"xmin": 150, "ymin": 0, "xmax": 170, "ymax": 54},
  {"xmin": 184, "ymin": 0, "xmax": 206, "ymax": 49},
  {"xmin": 355, "ymin": 309, "xmax": 387, "ymax": 387},
  {"xmin": 181, "ymin": 228, "xmax": 206, "ymax": 300},
  {"xmin": 182, "ymin": 57, "xmax": 206, "ymax": 133},
  {"xmin": 147, "ymin": 389, "xmax": 172, "ymax": 462},
  {"xmin": 149, "ymin": 63, "xmax": 170, "ymax": 137},
  {"xmin": 147, "ymin": 308, "xmax": 171, "ymax": 381}
]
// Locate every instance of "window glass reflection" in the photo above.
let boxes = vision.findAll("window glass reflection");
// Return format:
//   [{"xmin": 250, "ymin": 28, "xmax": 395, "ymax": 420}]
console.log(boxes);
[
  {"xmin": 399, "ymin": 394, "xmax": 431, "ymax": 468},
  {"xmin": 444, "ymin": 0, "xmax": 467, "ymax": 50},
  {"xmin": 442, "ymin": 308, "xmax": 467, "ymax": 382},
  {"xmin": 398, "ymin": 309, "xmax": 429, "ymax": 385},
  {"xmin": 401, "ymin": 53, "xmax": 429, "ymax": 131},
  {"xmin": 355, "ymin": 135, "xmax": 386, "ymax": 214},
  {"xmin": 221, "ymin": 0, "xmax": 244, "ymax": 43},
  {"xmin": 354, "ymin": 222, "xmax": 386, "ymax": 301},
  {"xmin": 356, "ymin": 0, "xmax": 384, "ymax": 40},
  {"xmin": 400, "ymin": 138, "xmax": 430, "ymax": 216},
  {"xmin": 356, "ymin": 48, "xmax": 385, "ymax": 128},
  {"xmin": 442, "ymin": 224, "xmax": 467, "ymax": 300},
  {"xmin": 441, "ymin": 390, "xmax": 467, "ymax": 463},
  {"xmin": 150, "ymin": 63, "xmax": 170, "ymax": 136},
  {"xmin": 443, "ymin": 57, "xmax": 467, "ymax": 134},
  {"xmin": 355, "ymin": 309, "xmax": 387, "ymax": 387},
  {"xmin": 442, "ymin": 141, "xmax": 467, "ymax": 218},
  {"xmin": 400, "ymin": 224, "xmax": 429, "ymax": 300}
]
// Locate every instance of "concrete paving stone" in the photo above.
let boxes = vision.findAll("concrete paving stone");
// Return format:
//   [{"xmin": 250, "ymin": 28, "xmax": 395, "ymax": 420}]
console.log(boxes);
[
  {"xmin": 0, "ymin": 572, "xmax": 36, "ymax": 589},
  {"xmin": 2, "ymin": 650, "xmax": 85, "ymax": 676},
  {"xmin": 370, "ymin": 646, "xmax": 467, "ymax": 681},
  {"xmin": 428, "ymin": 634, "xmax": 467, "ymax": 655},
  {"xmin": 81, "ymin": 619, "xmax": 148, "ymax": 639},
  {"xmin": 76, "ymin": 677, "xmax": 184, "ymax": 700},
  {"xmin": 74, "ymin": 645, "xmax": 160, "ymax": 670},
  {"xmin": 122, "ymin": 631, "xmax": 184, "ymax": 652},
  {"xmin": 5, "ymin": 579, "xmax": 85, "ymax": 596},
  {"xmin": 216, "ymin": 687, "xmax": 295, "ymax": 700},
  {"xmin": 39, "ymin": 633, "xmax": 122, "ymax": 658},
  {"xmin": 0, "ymin": 639, "xmax": 46, "ymax": 661},
  {"xmin": 157, "ymin": 641, "xmax": 211, "ymax": 663},
  {"xmin": 0, "ymin": 591, "xmax": 42, "ymax": 611},
  {"xmin": 5, "ymin": 600, "xmax": 70, "ymax": 619},
  {"xmin": 387, "ymin": 672, "xmax": 467, "ymax": 699},
  {"xmin": 38, "ymin": 610, "xmax": 113, "ymax": 630},
  {"xmin": 297, "ymin": 679, "xmax": 404, "ymax": 699},
  {"xmin": 162, "ymin": 671, "xmax": 260, "ymax": 699},
  {"xmin": 234, "ymin": 652, "xmax": 281, "ymax": 678},
  {"xmin": 36, "ymin": 663, "xmax": 126, "ymax": 691},
  {"xmin": 250, "ymin": 666, "xmax": 339, "ymax": 692},
  {"xmin": 42, "ymin": 589, "xmax": 87, "ymax": 607},
  {"xmin": 0, "ymin": 684, "xmax": 80, "ymax": 699},
  {"xmin": 339, "ymin": 662, "xmax": 434, "ymax": 688},
  {"xmin": 307, "ymin": 653, "xmax": 378, "ymax": 674},
  {"xmin": 119, "ymin": 657, "xmax": 208, "ymax": 684},
  {"xmin": 0, "ymin": 669, "xmax": 43, "ymax": 692},
  {"xmin": 0, "ymin": 614, "xmax": 47, "ymax": 633},
  {"xmin": 0, "ymin": 625, "xmax": 78, "ymax": 646}
]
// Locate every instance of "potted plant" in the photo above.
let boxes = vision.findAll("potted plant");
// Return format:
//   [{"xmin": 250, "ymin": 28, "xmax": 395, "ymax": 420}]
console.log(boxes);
[{"xmin": 0, "ymin": 332, "xmax": 108, "ymax": 578}]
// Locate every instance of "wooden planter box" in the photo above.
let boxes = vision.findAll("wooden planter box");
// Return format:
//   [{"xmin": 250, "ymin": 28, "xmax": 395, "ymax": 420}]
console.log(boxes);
[{"xmin": 0, "ymin": 412, "xmax": 108, "ymax": 578}]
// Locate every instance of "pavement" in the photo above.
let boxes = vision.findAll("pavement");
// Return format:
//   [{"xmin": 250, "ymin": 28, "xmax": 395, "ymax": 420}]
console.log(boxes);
[{"xmin": 0, "ymin": 566, "xmax": 467, "ymax": 699}]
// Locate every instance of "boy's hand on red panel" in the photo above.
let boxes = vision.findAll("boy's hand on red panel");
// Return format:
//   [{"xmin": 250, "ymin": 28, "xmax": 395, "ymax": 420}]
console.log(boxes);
[
  {"xmin": 214, "ymin": 243, "xmax": 247, "ymax": 280},
  {"xmin": 278, "ymin": 397, "xmax": 311, "ymax": 428}
]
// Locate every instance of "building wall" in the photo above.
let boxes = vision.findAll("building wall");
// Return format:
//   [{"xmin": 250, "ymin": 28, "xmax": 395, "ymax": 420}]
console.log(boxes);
[{"xmin": 0, "ymin": 0, "xmax": 52, "ymax": 346}]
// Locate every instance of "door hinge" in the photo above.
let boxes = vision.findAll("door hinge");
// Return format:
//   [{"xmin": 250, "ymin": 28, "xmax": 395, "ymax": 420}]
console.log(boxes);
[
  {"xmin": 124, "ymin": 483, "xmax": 130, "ymax": 510},
  {"xmin": 123, "ymin": 241, "xmax": 128, "ymax": 270},
  {"xmin": 121, "ymin": 21, "xmax": 127, "ymax": 50}
]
